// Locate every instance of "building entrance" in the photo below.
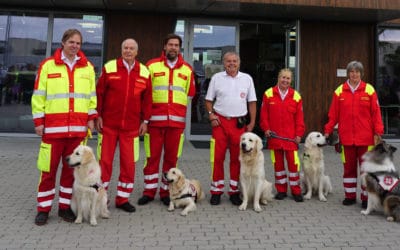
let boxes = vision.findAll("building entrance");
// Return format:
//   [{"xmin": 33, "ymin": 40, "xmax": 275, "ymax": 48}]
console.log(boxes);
[{"xmin": 178, "ymin": 20, "xmax": 296, "ymax": 141}]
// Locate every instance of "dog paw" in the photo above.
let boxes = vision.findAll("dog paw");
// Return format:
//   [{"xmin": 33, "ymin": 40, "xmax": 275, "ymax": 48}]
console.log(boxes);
[
  {"xmin": 319, "ymin": 196, "xmax": 327, "ymax": 202},
  {"xmin": 168, "ymin": 207, "xmax": 175, "ymax": 212},
  {"xmin": 304, "ymin": 193, "xmax": 312, "ymax": 200},
  {"xmin": 387, "ymin": 216, "xmax": 394, "ymax": 222},
  {"xmin": 260, "ymin": 199, "xmax": 268, "ymax": 205},
  {"xmin": 101, "ymin": 211, "xmax": 110, "ymax": 219},
  {"xmin": 361, "ymin": 210, "xmax": 369, "ymax": 215},
  {"xmin": 238, "ymin": 203, "xmax": 247, "ymax": 211},
  {"xmin": 254, "ymin": 205, "xmax": 262, "ymax": 213},
  {"xmin": 180, "ymin": 211, "xmax": 188, "ymax": 216},
  {"xmin": 74, "ymin": 218, "xmax": 82, "ymax": 224},
  {"xmin": 90, "ymin": 220, "xmax": 97, "ymax": 226}
]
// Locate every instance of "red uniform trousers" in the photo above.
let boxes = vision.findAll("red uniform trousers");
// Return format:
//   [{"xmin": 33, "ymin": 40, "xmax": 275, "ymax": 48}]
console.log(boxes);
[
  {"xmin": 210, "ymin": 114, "xmax": 245, "ymax": 195},
  {"xmin": 271, "ymin": 149, "xmax": 301, "ymax": 195},
  {"xmin": 99, "ymin": 126, "xmax": 138, "ymax": 206},
  {"xmin": 142, "ymin": 126, "xmax": 184, "ymax": 199},
  {"xmin": 341, "ymin": 145, "xmax": 369, "ymax": 201},
  {"xmin": 36, "ymin": 137, "xmax": 83, "ymax": 213}
]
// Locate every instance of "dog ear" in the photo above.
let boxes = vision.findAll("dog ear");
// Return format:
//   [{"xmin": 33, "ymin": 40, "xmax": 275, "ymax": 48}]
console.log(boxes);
[
  {"xmin": 176, "ymin": 172, "xmax": 186, "ymax": 189},
  {"xmin": 305, "ymin": 134, "xmax": 311, "ymax": 147},
  {"xmin": 81, "ymin": 147, "xmax": 94, "ymax": 165},
  {"xmin": 390, "ymin": 145, "xmax": 397, "ymax": 153},
  {"xmin": 256, "ymin": 136, "xmax": 263, "ymax": 152}
]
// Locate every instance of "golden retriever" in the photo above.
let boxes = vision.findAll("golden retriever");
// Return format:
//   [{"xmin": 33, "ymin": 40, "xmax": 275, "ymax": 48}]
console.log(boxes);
[
  {"xmin": 239, "ymin": 132, "xmax": 273, "ymax": 212},
  {"xmin": 66, "ymin": 145, "xmax": 110, "ymax": 226},
  {"xmin": 302, "ymin": 131, "xmax": 332, "ymax": 202},
  {"xmin": 164, "ymin": 168, "xmax": 205, "ymax": 216},
  {"xmin": 361, "ymin": 141, "xmax": 400, "ymax": 222}
]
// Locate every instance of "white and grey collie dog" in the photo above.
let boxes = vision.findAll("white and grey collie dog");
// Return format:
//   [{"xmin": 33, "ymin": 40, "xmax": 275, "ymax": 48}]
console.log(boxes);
[{"xmin": 360, "ymin": 141, "xmax": 400, "ymax": 222}]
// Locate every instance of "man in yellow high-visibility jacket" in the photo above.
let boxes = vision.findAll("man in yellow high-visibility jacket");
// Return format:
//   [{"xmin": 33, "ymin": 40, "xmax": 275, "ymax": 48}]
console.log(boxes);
[
  {"xmin": 137, "ymin": 33, "xmax": 196, "ymax": 206},
  {"xmin": 31, "ymin": 29, "xmax": 97, "ymax": 226}
]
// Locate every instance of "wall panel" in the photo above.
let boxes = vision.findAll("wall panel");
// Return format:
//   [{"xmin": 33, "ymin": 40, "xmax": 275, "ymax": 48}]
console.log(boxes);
[
  {"xmin": 233, "ymin": 0, "xmax": 400, "ymax": 9},
  {"xmin": 104, "ymin": 12, "xmax": 176, "ymax": 63},
  {"xmin": 299, "ymin": 21, "xmax": 375, "ymax": 134}
]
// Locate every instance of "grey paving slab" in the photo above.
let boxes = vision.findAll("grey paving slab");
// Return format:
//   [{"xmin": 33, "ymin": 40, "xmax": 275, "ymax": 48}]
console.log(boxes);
[{"xmin": 1, "ymin": 135, "xmax": 400, "ymax": 249}]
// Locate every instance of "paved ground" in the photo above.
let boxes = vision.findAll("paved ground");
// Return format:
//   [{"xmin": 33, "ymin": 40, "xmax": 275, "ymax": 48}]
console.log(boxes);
[{"xmin": 1, "ymin": 135, "xmax": 400, "ymax": 250}]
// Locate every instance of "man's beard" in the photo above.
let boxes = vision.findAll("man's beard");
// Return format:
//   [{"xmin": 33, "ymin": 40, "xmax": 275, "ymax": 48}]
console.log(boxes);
[{"xmin": 166, "ymin": 51, "xmax": 177, "ymax": 61}]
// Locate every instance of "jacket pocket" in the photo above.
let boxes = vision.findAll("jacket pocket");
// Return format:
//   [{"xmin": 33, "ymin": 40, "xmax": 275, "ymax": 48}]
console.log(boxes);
[{"xmin": 37, "ymin": 142, "xmax": 52, "ymax": 172}]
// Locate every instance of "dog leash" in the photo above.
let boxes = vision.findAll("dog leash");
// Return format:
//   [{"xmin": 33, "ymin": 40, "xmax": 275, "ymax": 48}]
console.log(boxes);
[
  {"xmin": 82, "ymin": 128, "xmax": 93, "ymax": 146},
  {"xmin": 269, "ymin": 131, "xmax": 297, "ymax": 143}
]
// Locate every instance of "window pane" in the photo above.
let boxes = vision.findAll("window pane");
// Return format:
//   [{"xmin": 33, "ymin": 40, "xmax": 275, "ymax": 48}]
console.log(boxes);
[
  {"xmin": 0, "ymin": 13, "xmax": 48, "ymax": 133},
  {"xmin": 377, "ymin": 27, "xmax": 400, "ymax": 136},
  {"xmin": 53, "ymin": 14, "xmax": 103, "ymax": 76}
]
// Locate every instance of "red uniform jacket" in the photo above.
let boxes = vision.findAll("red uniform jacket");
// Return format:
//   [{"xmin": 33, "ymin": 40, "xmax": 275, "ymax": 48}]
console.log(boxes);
[
  {"xmin": 260, "ymin": 86, "xmax": 305, "ymax": 150},
  {"xmin": 96, "ymin": 58, "xmax": 152, "ymax": 132},
  {"xmin": 324, "ymin": 81, "xmax": 384, "ymax": 146}
]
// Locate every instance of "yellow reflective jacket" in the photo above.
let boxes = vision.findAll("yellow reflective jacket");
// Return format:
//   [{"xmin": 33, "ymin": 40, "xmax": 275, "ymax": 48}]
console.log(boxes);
[
  {"xmin": 31, "ymin": 48, "xmax": 97, "ymax": 138},
  {"xmin": 146, "ymin": 52, "xmax": 196, "ymax": 128}
]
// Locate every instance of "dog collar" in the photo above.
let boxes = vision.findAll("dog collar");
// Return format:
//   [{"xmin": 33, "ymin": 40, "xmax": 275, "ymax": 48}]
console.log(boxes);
[{"xmin": 90, "ymin": 183, "xmax": 102, "ymax": 191}]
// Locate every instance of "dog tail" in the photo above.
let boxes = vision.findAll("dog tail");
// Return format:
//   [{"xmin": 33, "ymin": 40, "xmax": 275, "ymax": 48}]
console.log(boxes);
[
  {"xmin": 192, "ymin": 179, "xmax": 205, "ymax": 202},
  {"xmin": 383, "ymin": 195, "xmax": 400, "ymax": 222}
]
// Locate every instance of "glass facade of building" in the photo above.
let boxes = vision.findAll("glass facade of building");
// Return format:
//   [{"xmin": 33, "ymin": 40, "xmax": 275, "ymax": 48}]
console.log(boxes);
[
  {"xmin": 0, "ymin": 11, "xmax": 103, "ymax": 133},
  {"xmin": 377, "ymin": 27, "xmax": 400, "ymax": 137}
]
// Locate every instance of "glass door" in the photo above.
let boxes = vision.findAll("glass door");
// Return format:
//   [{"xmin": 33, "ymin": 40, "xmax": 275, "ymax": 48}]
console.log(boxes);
[{"xmin": 185, "ymin": 20, "xmax": 238, "ymax": 141}]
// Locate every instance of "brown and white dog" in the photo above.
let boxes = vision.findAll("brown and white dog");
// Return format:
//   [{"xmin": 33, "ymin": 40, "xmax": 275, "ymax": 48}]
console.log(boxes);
[
  {"xmin": 361, "ymin": 141, "xmax": 400, "ymax": 222},
  {"xmin": 164, "ymin": 168, "xmax": 204, "ymax": 216},
  {"xmin": 239, "ymin": 132, "xmax": 274, "ymax": 212},
  {"xmin": 66, "ymin": 145, "xmax": 110, "ymax": 226}
]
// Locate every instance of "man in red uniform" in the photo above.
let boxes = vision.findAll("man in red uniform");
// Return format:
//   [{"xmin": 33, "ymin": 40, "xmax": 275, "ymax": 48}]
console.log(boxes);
[
  {"xmin": 96, "ymin": 38, "xmax": 152, "ymax": 212},
  {"xmin": 32, "ymin": 29, "xmax": 97, "ymax": 225},
  {"xmin": 205, "ymin": 51, "xmax": 257, "ymax": 205},
  {"xmin": 324, "ymin": 61, "xmax": 383, "ymax": 208},
  {"xmin": 137, "ymin": 34, "xmax": 196, "ymax": 206},
  {"xmin": 260, "ymin": 68, "xmax": 305, "ymax": 202}
]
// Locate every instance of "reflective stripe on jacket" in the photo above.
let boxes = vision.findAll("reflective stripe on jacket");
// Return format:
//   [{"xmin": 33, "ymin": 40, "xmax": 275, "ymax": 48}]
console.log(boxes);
[
  {"xmin": 260, "ymin": 86, "xmax": 305, "ymax": 150},
  {"xmin": 96, "ymin": 58, "xmax": 152, "ymax": 131},
  {"xmin": 31, "ymin": 48, "xmax": 97, "ymax": 138},
  {"xmin": 324, "ymin": 81, "xmax": 384, "ymax": 146},
  {"xmin": 146, "ymin": 52, "xmax": 196, "ymax": 128}
]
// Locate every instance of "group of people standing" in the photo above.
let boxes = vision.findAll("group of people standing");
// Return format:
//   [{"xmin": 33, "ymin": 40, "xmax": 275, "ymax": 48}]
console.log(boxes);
[{"xmin": 31, "ymin": 28, "xmax": 383, "ymax": 226}]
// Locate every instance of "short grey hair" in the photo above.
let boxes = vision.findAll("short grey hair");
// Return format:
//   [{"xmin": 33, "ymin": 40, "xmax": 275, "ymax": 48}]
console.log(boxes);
[
  {"xmin": 223, "ymin": 51, "xmax": 240, "ymax": 64},
  {"xmin": 346, "ymin": 61, "xmax": 364, "ymax": 77},
  {"xmin": 121, "ymin": 38, "xmax": 138, "ymax": 51}
]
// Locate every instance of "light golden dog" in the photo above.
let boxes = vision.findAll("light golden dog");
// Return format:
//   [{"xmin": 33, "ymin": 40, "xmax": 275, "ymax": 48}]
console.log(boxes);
[
  {"xmin": 164, "ymin": 168, "xmax": 204, "ymax": 216},
  {"xmin": 66, "ymin": 145, "xmax": 110, "ymax": 226},
  {"xmin": 239, "ymin": 132, "xmax": 273, "ymax": 212},
  {"xmin": 302, "ymin": 132, "xmax": 332, "ymax": 202}
]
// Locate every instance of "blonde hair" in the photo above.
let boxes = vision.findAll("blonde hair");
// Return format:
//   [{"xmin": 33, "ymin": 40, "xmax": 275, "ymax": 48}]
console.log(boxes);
[{"xmin": 278, "ymin": 68, "xmax": 292, "ymax": 79}]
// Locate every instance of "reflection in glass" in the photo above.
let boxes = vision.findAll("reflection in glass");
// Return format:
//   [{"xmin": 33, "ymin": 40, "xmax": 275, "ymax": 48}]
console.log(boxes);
[
  {"xmin": 53, "ymin": 15, "xmax": 103, "ymax": 77},
  {"xmin": 189, "ymin": 23, "xmax": 236, "ymax": 137},
  {"xmin": 0, "ymin": 12, "xmax": 104, "ymax": 134},
  {"xmin": 0, "ymin": 14, "xmax": 48, "ymax": 133},
  {"xmin": 377, "ymin": 27, "xmax": 400, "ymax": 136}
]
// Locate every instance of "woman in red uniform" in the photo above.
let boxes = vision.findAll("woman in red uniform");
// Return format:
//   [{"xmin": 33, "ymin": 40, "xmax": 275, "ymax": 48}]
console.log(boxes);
[
  {"xmin": 324, "ymin": 61, "xmax": 383, "ymax": 208},
  {"xmin": 260, "ymin": 68, "xmax": 305, "ymax": 202}
]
